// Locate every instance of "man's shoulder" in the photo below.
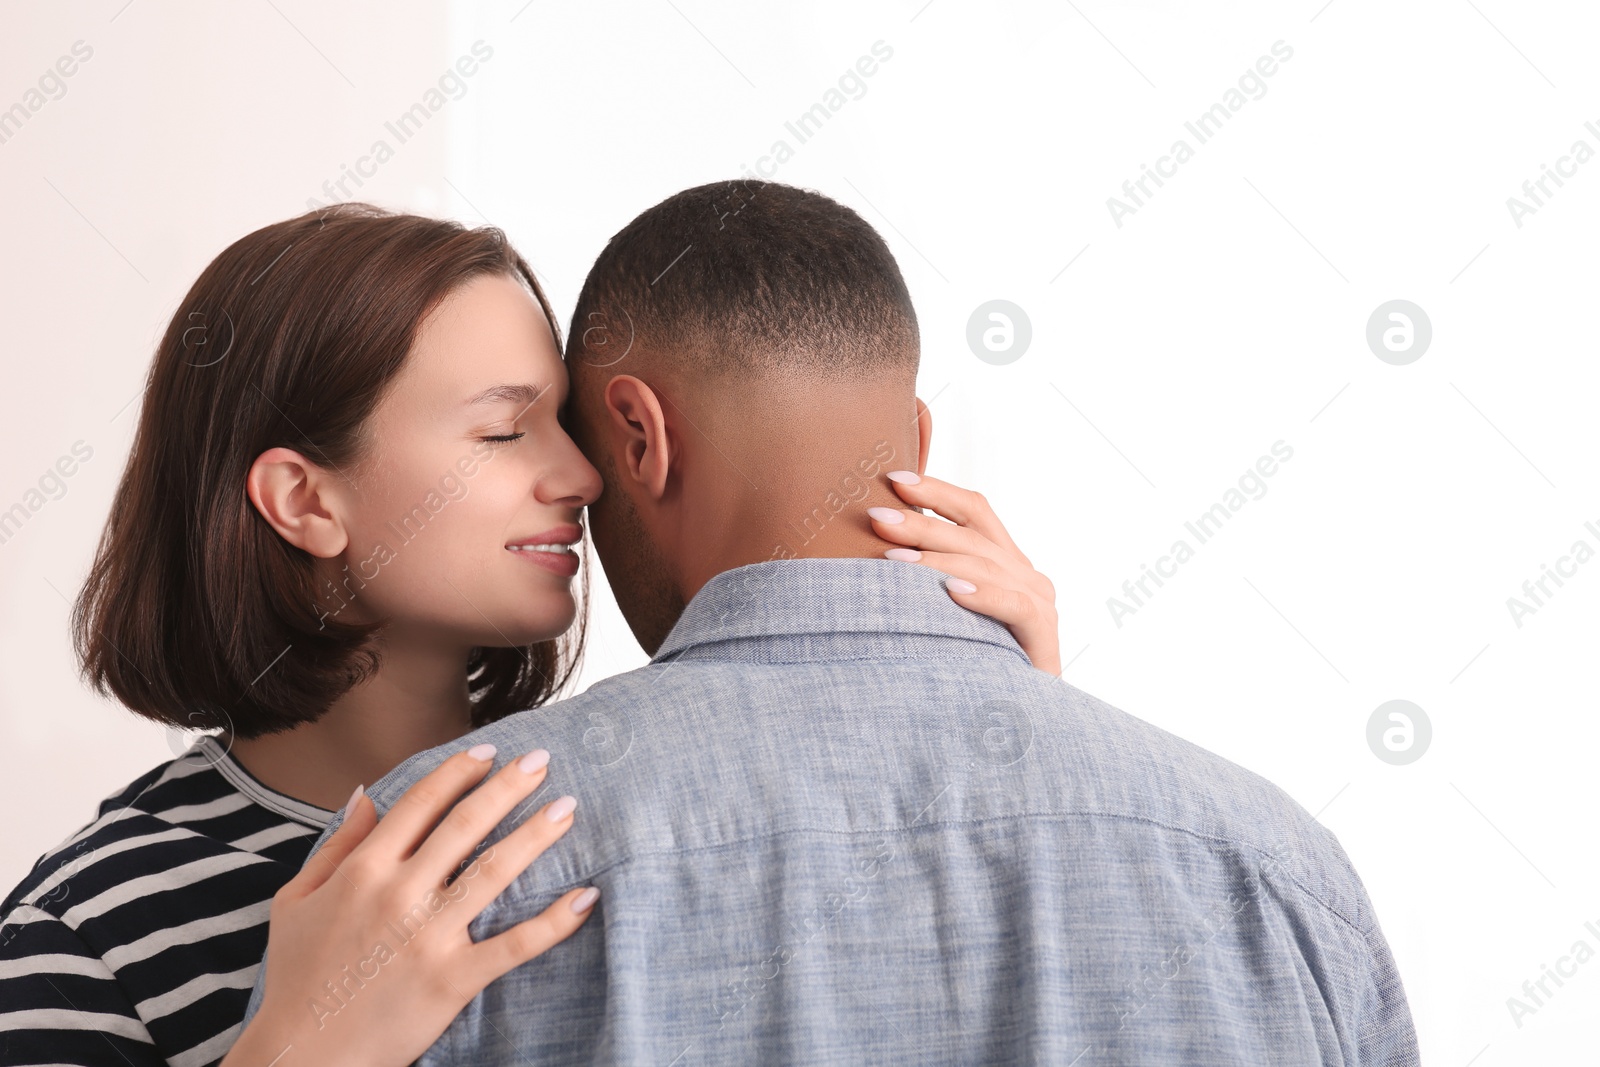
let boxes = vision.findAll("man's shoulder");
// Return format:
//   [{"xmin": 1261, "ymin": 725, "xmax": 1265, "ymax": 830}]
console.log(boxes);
[
  {"xmin": 366, "ymin": 665, "xmax": 668, "ymax": 804},
  {"xmin": 1048, "ymin": 676, "xmax": 1300, "ymax": 823},
  {"xmin": 1041, "ymin": 677, "xmax": 1374, "ymax": 934},
  {"xmin": 375, "ymin": 661, "xmax": 1374, "ymax": 937}
]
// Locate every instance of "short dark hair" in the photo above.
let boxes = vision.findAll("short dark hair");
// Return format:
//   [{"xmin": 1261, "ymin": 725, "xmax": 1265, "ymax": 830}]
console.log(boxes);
[
  {"xmin": 73, "ymin": 203, "xmax": 587, "ymax": 740},
  {"xmin": 567, "ymin": 180, "xmax": 919, "ymax": 380}
]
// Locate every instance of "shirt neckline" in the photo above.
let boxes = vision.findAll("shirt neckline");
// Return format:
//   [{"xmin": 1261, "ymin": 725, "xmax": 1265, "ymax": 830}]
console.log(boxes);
[
  {"xmin": 652, "ymin": 557, "xmax": 1029, "ymax": 665},
  {"xmin": 191, "ymin": 734, "xmax": 335, "ymax": 829}
]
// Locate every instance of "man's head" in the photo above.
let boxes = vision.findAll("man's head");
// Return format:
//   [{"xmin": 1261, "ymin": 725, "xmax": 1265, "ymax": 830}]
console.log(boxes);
[{"xmin": 566, "ymin": 181, "xmax": 932, "ymax": 653}]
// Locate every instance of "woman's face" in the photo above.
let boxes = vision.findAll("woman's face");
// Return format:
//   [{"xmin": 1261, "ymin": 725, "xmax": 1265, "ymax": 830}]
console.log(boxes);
[{"xmin": 322, "ymin": 273, "xmax": 602, "ymax": 650}]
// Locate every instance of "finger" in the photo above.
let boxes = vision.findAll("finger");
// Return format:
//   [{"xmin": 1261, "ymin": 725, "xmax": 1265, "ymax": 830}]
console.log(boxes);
[
  {"xmin": 884, "ymin": 548, "xmax": 1055, "ymax": 638},
  {"xmin": 884, "ymin": 472, "xmax": 1023, "ymax": 557},
  {"xmin": 943, "ymin": 574, "xmax": 1041, "ymax": 630},
  {"xmin": 883, "ymin": 548, "xmax": 1005, "ymax": 590},
  {"xmin": 289, "ymin": 785, "xmax": 379, "ymax": 896},
  {"xmin": 868, "ymin": 505, "xmax": 1006, "ymax": 565},
  {"xmin": 438, "ymin": 793, "xmax": 580, "ymax": 924},
  {"xmin": 942, "ymin": 577, "xmax": 1061, "ymax": 676},
  {"xmin": 409, "ymin": 749, "xmax": 555, "ymax": 881},
  {"xmin": 464, "ymin": 885, "xmax": 600, "ymax": 993},
  {"xmin": 363, "ymin": 744, "xmax": 501, "ymax": 860}
]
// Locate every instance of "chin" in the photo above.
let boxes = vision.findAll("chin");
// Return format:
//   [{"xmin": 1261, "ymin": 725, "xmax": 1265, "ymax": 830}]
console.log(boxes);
[{"xmin": 496, "ymin": 600, "xmax": 578, "ymax": 645}]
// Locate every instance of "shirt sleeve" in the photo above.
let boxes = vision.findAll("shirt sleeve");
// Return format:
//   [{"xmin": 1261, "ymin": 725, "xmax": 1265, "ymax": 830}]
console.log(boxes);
[
  {"xmin": 1354, "ymin": 918, "xmax": 1421, "ymax": 1066},
  {"xmin": 0, "ymin": 905, "xmax": 166, "ymax": 1067}
]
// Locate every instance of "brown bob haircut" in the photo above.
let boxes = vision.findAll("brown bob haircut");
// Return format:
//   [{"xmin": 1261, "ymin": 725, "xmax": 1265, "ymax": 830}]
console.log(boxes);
[{"xmin": 73, "ymin": 203, "xmax": 586, "ymax": 740}]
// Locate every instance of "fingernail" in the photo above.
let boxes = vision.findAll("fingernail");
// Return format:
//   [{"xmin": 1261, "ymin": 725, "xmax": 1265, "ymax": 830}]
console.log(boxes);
[
  {"xmin": 885, "ymin": 548, "xmax": 922, "ymax": 562},
  {"xmin": 467, "ymin": 742, "xmax": 497, "ymax": 761},
  {"xmin": 946, "ymin": 577, "xmax": 978, "ymax": 595},
  {"xmin": 886, "ymin": 470, "xmax": 921, "ymax": 484},
  {"xmin": 518, "ymin": 748, "xmax": 550, "ymax": 773},
  {"xmin": 867, "ymin": 506, "xmax": 904, "ymax": 525},
  {"xmin": 346, "ymin": 783, "xmax": 364, "ymax": 811},
  {"xmin": 570, "ymin": 886, "xmax": 601, "ymax": 914},
  {"xmin": 545, "ymin": 795, "xmax": 578, "ymax": 822}
]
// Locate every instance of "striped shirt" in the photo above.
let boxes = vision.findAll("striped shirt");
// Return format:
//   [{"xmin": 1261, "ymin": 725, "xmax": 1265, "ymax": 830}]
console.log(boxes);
[{"xmin": 0, "ymin": 736, "xmax": 330, "ymax": 1066}]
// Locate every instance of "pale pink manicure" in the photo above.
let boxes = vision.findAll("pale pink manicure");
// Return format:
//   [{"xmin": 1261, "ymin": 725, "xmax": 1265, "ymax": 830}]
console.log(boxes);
[
  {"xmin": 518, "ymin": 749, "xmax": 550, "ymax": 773},
  {"xmin": 467, "ymin": 742, "xmax": 497, "ymax": 761},
  {"xmin": 946, "ymin": 577, "xmax": 978, "ymax": 595},
  {"xmin": 885, "ymin": 548, "xmax": 922, "ymax": 562},
  {"xmin": 546, "ymin": 795, "xmax": 578, "ymax": 822},
  {"xmin": 346, "ymin": 783, "xmax": 364, "ymax": 812},
  {"xmin": 867, "ymin": 507, "xmax": 905, "ymax": 525},
  {"xmin": 886, "ymin": 470, "xmax": 921, "ymax": 484},
  {"xmin": 570, "ymin": 886, "xmax": 601, "ymax": 913}
]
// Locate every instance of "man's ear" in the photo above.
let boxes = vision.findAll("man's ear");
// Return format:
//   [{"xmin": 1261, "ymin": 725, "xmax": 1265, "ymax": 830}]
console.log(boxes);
[
  {"xmin": 604, "ymin": 374, "xmax": 672, "ymax": 500},
  {"xmin": 246, "ymin": 448, "xmax": 350, "ymax": 558},
  {"xmin": 914, "ymin": 396, "xmax": 933, "ymax": 477}
]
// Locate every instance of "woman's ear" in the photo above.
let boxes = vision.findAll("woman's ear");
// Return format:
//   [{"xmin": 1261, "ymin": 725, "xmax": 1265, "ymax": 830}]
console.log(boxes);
[
  {"xmin": 914, "ymin": 396, "xmax": 933, "ymax": 476},
  {"xmin": 603, "ymin": 374, "xmax": 672, "ymax": 500},
  {"xmin": 246, "ymin": 447, "xmax": 349, "ymax": 558}
]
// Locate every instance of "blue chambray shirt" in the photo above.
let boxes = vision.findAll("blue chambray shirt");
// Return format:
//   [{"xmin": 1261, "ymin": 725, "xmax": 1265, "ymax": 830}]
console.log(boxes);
[{"xmin": 246, "ymin": 558, "xmax": 1418, "ymax": 1065}]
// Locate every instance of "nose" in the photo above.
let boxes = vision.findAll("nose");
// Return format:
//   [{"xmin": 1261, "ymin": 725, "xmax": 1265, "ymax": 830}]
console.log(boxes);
[{"xmin": 536, "ymin": 430, "xmax": 603, "ymax": 508}]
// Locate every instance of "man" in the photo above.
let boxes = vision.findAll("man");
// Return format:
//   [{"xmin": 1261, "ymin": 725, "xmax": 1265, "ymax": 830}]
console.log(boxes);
[{"xmin": 262, "ymin": 180, "xmax": 1419, "ymax": 1064}]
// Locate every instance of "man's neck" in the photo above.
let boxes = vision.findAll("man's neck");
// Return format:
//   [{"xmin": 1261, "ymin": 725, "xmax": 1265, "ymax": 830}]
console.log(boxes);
[
  {"xmin": 677, "ymin": 480, "xmax": 916, "ymax": 607},
  {"xmin": 631, "ymin": 378, "xmax": 930, "ymax": 649}
]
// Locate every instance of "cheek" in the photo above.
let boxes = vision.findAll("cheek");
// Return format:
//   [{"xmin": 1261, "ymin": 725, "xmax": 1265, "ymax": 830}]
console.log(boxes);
[
  {"xmin": 334, "ymin": 453, "xmax": 577, "ymax": 641},
  {"xmin": 366, "ymin": 480, "xmax": 502, "ymax": 575},
  {"xmin": 333, "ymin": 462, "xmax": 489, "ymax": 602}
]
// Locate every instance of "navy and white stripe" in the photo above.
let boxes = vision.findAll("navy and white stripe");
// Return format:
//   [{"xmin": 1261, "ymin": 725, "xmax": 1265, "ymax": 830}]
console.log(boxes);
[{"xmin": 1, "ymin": 737, "xmax": 328, "ymax": 1066}]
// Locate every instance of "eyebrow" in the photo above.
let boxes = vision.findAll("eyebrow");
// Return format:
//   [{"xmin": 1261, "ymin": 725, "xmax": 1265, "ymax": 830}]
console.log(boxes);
[{"xmin": 464, "ymin": 383, "xmax": 551, "ymax": 407}]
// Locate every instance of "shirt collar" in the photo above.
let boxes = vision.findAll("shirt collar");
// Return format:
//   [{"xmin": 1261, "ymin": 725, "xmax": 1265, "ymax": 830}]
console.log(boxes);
[{"xmin": 651, "ymin": 557, "xmax": 1032, "ymax": 667}]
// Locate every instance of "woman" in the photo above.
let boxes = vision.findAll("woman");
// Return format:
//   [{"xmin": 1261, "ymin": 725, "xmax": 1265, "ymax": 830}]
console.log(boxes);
[{"xmin": 0, "ymin": 204, "xmax": 1059, "ymax": 1066}]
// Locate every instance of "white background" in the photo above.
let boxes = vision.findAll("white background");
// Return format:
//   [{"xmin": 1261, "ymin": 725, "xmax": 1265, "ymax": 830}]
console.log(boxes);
[{"xmin": 3, "ymin": 1, "xmax": 1597, "ymax": 1061}]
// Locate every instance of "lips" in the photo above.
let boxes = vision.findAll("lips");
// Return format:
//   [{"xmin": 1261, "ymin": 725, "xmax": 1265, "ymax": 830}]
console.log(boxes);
[
  {"xmin": 506, "ymin": 523, "xmax": 582, "ymax": 576},
  {"xmin": 505, "ymin": 523, "xmax": 583, "ymax": 551}
]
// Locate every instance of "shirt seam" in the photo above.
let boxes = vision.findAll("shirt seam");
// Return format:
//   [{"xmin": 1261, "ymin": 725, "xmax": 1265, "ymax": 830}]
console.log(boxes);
[
  {"xmin": 650, "ymin": 560, "xmax": 1030, "ymax": 664},
  {"xmin": 493, "ymin": 808, "xmax": 1371, "ymax": 942},
  {"xmin": 0, "ymin": 907, "xmax": 158, "ymax": 1047},
  {"xmin": 200, "ymin": 736, "xmax": 334, "ymax": 830},
  {"xmin": 649, "ymin": 646, "xmax": 1032, "ymax": 669}
]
